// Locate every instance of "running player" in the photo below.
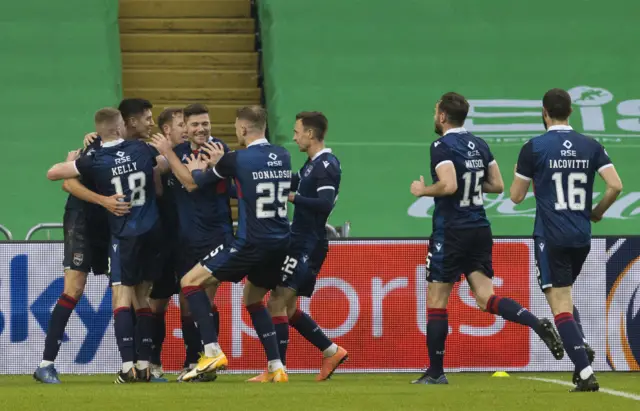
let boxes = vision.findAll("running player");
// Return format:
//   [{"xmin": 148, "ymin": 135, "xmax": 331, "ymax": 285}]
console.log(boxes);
[
  {"xmin": 47, "ymin": 108, "xmax": 165, "ymax": 383},
  {"xmin": 510, "ymin": 88, "xmax": 623, "ymax": 392},
  {"xmin": 410, "ymin": 92, "xmax": 563, "ymax": 385},
  {"xmin": 248, "ymin": 112, "xmax": 347, "ymax": 382},
  {"xmin": 177, "ymin": 106, "xmax": 291, "ymax": 382}
]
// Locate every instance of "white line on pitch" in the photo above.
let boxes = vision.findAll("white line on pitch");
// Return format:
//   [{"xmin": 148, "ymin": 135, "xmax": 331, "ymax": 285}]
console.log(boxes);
[{"xmin": 520, "ymin": 377, "xmax": 640, "ymax": 401}]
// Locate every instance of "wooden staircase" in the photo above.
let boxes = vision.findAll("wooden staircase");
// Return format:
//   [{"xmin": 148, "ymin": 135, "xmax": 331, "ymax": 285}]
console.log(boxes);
[{"xmin": 119, "ymin": 0, "xmax": 260, "ymax": 151}]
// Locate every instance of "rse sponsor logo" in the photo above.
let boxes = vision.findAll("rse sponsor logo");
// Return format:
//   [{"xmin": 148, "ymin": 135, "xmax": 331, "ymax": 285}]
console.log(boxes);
[{"xmin": 267, "ymin": 152, "xmax": 282, "ymax": 167}]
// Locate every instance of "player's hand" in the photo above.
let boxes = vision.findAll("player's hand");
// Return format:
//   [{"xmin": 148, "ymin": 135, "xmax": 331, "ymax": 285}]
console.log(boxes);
[
  {"xmin": 83, "ymin": 132, "xmax": 98, "ymax": 148},
  {"xmin": 99, "ymin": 194, "xmax": 131, "ymax": 216},
  {"xmin": 149, "ymin": 133, "xmax": 173, "ymax": 155},
  {"xmin": 288, "ymin": 192, "xmax": 296, "ymax": 203},
  {"xmin": 66, "ymin": 149, "xmax": 81, "ymax": 162},
  {"xmin": 410, "ymin": 176, "xmax": 426, "ymax": 197},
  {"xmin": 185, "ymin": 153, "xmax": 206, "ymax": 172},
  {"xmin": 590, "ymin": 211, "xmax": 603, "ymax": 223},
  {"xmin": 201, "ymin": 142, "xmax": 225, "ymax": 166}
]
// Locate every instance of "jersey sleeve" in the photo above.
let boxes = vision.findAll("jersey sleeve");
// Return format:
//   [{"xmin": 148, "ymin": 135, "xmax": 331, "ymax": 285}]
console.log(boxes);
[
  {"xmin": 430, "ymin": 141, "xmax": 454, "ymax": 170},
  {"xmin": 515, "ymin": 140, "xmax": 534, "ymax": 181},
  {"xmin": 146, "ymin": 143, "xmax": 159, "ymax": 167},
  {"xmin": 595, "ymin": 143, "xmax": 613, "ymax": 172},
  {"xmin": 74, "ymin": 154, "xmax": 95, "ymax": 177},
  {"xmin": 192, "ymin": 168, "xmax": 222, "ymax": 188},
  {"xmin": 212, "ymin": 151, "xmax": 237, "ymax": 178},
  {"xmin": 314, "ymin": 162, "xmax": 340, "ymax": 194}
]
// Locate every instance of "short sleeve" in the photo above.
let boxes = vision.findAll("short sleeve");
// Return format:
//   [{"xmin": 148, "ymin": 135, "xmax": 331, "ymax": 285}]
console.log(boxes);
[
  {"xmin": 595, "ymin": 143, "xmax": 613, "ymax": 173},
  {"xmin": 74, "ymin": 154, "xmax": 94, "ymax": 177},
  {"xmin": 314, "ymin": 160, "xmax": 340, "ymax": 193},
  {"xmin": 145, "ymin": 143, "xmax": 159, "ymax": 167},
  {"xmin": 430, "ymin": 140, "xmax": 454, "ymax": 170},
  {"xmin": 515, "ymin": 140, "xmax": 534, "ymax": 181},
  {"xmin": 212, "ymin": 151, "xmax": 237, "ymax": 178}
]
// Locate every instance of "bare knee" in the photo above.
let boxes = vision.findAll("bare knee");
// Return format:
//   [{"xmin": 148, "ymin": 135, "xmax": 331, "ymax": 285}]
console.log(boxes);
[
  {"xmin": 243, "ymin": 281, "xmax": 268, "ymax": 307},
  {"xmin": 427, "ymin": 283, "xmax": 453, "ymax": 309},
  {"xmin": 467, "ymin": 271, "xmax": 495, "ymax": 312},
  {"xmin": 114, "ymin": 285, "xmax": 134, "ymax": 309},
  {"xmin": 63, "ymin": 270, "xmax": 87, "ymax": 300},
  {"xmin": 544, "ymin": 287, "xmax": 574, "ymax": 316}
]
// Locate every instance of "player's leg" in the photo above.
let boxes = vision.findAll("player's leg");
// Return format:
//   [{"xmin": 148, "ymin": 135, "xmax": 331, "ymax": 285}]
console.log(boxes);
[
  {"xmin": 112, "ymin": 283, "xmax": 138, "ymax": 383},
  {"xmin": 244, "ymin": 279, "xmax": 287, "ymax": 382},
  {"xmin": 542, "ymin": 245, "xmax": 597, "ymax": 391},
  {"xmin": 131, "ymin": 281, "xmax": 154, "ymax": 380},
  {"xmin": 148, "ymin": 297, "xmax": 169, "ymax": 380}
]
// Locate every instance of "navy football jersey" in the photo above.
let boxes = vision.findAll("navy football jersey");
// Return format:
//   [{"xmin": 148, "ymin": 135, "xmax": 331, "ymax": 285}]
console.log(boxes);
[
  {"xmin": 430, "ymin": 128, "xmax": 494, "ymax": 233},
  {"xmin": 169, "ymin": 140, "xmax": 233, "ymax": 246},
  {"xmin": 516, "ymin": 125, "xmax": 612, "ymax": 247},
  {"xmin": 75, "ymin": 139, "xmax": 159, "ymax": 237},
  {"xmin": 212, "ymin": 138, "xmax": 291, "ymax": 247},
  {"xmin": 65, "ymin": 137, "xmax": 103, "ymax": 212},
  {"xmin": 290, "ymin": 149, "xmax": 341, "ymax": 246},
  {"xmin": 158, "ymin": 172, "xmax": 179, "ymax": 236}
]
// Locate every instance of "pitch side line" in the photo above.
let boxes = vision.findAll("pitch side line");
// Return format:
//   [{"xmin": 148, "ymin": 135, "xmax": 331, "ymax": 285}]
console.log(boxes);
[{"xmin": 520, "ymin": 376, "xmax": 640, "ymax": 401}]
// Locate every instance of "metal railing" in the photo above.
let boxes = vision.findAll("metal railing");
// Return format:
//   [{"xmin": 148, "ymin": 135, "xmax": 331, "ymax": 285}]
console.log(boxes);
[
  {"xmin": 25, "ymin": 223, "xmax": 63, "ymax": 240},
  {"xmin": 0, "ymin": 225, "xmax": 13, "ymax": 240}
]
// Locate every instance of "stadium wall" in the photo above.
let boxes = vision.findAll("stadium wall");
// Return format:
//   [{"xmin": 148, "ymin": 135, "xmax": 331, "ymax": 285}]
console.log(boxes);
[
  {"xmin": 1, "ymin": 238, "xmax": 638, "ymax": 374},
  {"xmin": 0, "ymin": 0, "xmax": 122, "ymax": 240},
  {"xmin": 257, "ymin": 0, "xmax": 640, "ymax": 237}
]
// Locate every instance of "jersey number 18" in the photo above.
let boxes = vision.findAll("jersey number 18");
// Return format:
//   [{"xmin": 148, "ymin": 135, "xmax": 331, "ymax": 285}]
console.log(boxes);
[{"xmin": 110, "ymin": 171, "xmax": 146, "ymax": 206}]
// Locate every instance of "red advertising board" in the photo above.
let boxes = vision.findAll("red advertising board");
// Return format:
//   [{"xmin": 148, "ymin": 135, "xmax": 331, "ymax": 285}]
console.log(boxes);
[{"xmin": 160, "ymin": 241, "xmax": 532, "ymax": 372}]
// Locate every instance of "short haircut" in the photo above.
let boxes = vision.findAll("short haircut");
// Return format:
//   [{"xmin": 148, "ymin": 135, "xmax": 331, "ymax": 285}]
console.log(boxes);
[
  {"xmin": 157, "ymin": 107, "xmax": 183, "ymax": 129},
  {"xmin": 543, "ymin": 88, "xmax": 572, "ymax": 120},
  {"xmin": 438, "ymin": 92, "xmax": 469, "ymax": 126},
  {"xmin": 183, "ymin": 103, "xmax": 209, "ymax": 120},
  {"xmin": 94, "ymin": 107, "xmax": 122, "ymax": 125},
  {"xmin": 236, "ymin": 105, "xmax": 267, "ymax": 130},
  {"xmin": 118, "ymin": 98, "xmax": 153, "ymax": 121},
  {"xmin": 296, "ymin": 111, "xmax": 329, "ymax": 141}
]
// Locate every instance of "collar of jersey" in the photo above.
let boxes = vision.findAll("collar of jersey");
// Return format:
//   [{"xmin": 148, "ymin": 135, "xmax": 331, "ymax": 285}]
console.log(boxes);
[
  {"xmin": 443, "ymin": 127, "xmax": 467, "ymax": 136},
  {"xmin": 247, "ymin": 137, "xmax": 269, "ymax": 147},
  {"xmin": 311, "ymin": 148, "xmax": 332, "ymax": 161},
  {"xmin": 102, "ymin": 138, "xmax": 125, "ymax": 148},
  {"xmin": 547, "ymin": 125, "xmax": 573, "ymax": 131}
]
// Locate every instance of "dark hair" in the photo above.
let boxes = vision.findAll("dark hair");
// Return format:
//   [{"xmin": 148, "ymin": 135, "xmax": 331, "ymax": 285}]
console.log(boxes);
[
  {"xmin": 183, "ymin": 103, "xmax": 209, "ymax": 120},
  {"xmin": 157, "ymin": 107, "xmax": 183, "ymax": 130},
  {"xmin": 118, "ymin": 98, "xmax": 153, "ymax": 121},
  {"xmin": 543, "ymin": 88, "xmax": 572, "ymax": 120},
  {"xmin": 94, "ymin": 107, "xmax": 121, "ymax": 124},
  {"xmin": 236, "ymin": 105, "xmax": 267, "ymax": 130},
  {"xmin": 438, "ymin": 92, "xmax": 469, "ymax": 126},
  {"xmin": 296, "ymin": 111, "xmax": 329, "ymax": 141}
]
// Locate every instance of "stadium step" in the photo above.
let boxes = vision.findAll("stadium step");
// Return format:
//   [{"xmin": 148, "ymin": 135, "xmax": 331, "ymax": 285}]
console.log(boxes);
[
  {"xmin": 120, "ymin": 34, "xmax": 254, "ymax": 52},
  {"xmin": 150, "ymin": 104, "xmax": 241, "ymax": 123},
  {"xmin": 119, "ymin": 18, "xmax": 254, "ymax": 34},
  {"xmin": 123, "ymin": 88, "xmax": 260, "ymax": 103},
  {"xmin": 121, "ymin": 52, "xmax": 258, "ymax": 70},
  {"xmin": 122, "ymin": 69, "xmax": 258, "ymax": 88},
  {"xmin": 119, "ymin": 0, "xmax": 251, "ymax": 18}
]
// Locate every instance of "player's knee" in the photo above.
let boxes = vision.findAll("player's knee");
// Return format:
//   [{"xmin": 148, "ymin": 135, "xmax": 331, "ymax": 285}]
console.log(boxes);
[
  {"xmin": 474, "ymin": 293, "xmax": 491, "ymax": 311},
  {"xmin": 63, "ymin": 271, "xmax": 87, "ymax": 300}
]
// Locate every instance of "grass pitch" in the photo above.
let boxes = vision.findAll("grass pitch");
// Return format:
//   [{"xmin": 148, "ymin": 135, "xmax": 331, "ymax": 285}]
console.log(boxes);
[{"xmin": 3, "ymin": 373, "xmax": 640, "ymax": 410}]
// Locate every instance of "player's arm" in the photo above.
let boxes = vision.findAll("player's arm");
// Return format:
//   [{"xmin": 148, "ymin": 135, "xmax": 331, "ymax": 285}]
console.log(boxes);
[
  {"xmin": 150, "ymin": 134, "xmax": 198, "ymax": 191},
  {"xmin": 291, "ymin": 171, "xmax": 301, "ymax": 192},
  {"xmin": 63, "ymin": 178, "xmax": 130, "ymax": 216},
  {"xmin": 289, "ymin": 167, "xmax": 338, "ymax": 213},
  {"xmin": 483, "ymin": 161, "xmax": 504, "ymax": 193},
  {"xmin": 591, "ymin": 147, "xmax": 623, "ymax": 222},
  {"xmin": 510, "ymin": 141, "xmax": 533, "ymax": 204},
  {"xmin": 411, "ymin": 141, "xmax": 457, "ymax": 197},
  {"xmin": 47, "ymin": 150, "xmax": 83, "ymax": 181}
]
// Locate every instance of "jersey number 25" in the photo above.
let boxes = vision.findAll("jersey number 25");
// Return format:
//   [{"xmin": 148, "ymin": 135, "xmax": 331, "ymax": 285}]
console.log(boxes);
[{"xmin": 256, "ymin": 181, "xmax": 291, "ymax": 218}]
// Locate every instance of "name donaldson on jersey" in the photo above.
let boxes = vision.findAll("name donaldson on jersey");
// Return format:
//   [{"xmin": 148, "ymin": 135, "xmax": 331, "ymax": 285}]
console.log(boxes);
[{"xmin": 252, "ymin": 170, "xmax": 292, "ymax": 180}]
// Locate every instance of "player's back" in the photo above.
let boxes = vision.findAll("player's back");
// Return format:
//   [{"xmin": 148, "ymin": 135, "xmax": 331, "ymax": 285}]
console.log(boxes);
[
  {"xmin": 518, "ymin": 126, "xmax": 610, "ymax": 247},
  {"xmin": 233, "ymin": 141, "xmax": 291, "ymax": 248},
  {"xmin": 81, "ymin": 139, "xmax": 159, "ymax": 237},
  {"xmin": 291, "ymin": 150, "xmax": 341, "ymax": 247},
  {"xmin": 430, "ymin": 129, "xmax": 494, "ymax": 233}
]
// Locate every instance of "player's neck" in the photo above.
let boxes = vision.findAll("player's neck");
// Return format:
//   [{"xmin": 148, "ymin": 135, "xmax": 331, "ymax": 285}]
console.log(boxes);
[
  {"xmin": 101, "ymin": 134, "xmax": 121, "ymax": 143},
  {"xmin": 307, "ymin": 143, "xmax": 326, "ymax": 160},
  {"xmin": 244, "ymin": 134, "xmax": 266, "ymax": 146},
  {"xmin": 546, "ymin": 119, "xmax": 570, "ymax": 127}
]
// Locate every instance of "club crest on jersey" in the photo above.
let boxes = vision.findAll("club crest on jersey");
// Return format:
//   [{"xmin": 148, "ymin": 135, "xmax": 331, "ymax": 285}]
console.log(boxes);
[
  {"xmin": 73, "ymin": 253, "xmax": 83, "ymax": 266},
  {"xmin": 304, "ymin": 165, "xmax": 314, "ymax": 177}
]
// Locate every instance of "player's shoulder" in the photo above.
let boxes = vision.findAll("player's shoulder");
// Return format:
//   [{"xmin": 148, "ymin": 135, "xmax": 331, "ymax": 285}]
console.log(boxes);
[{"xmin": 314, "ymin": 149, "xmax": 341, "ymax": 174}]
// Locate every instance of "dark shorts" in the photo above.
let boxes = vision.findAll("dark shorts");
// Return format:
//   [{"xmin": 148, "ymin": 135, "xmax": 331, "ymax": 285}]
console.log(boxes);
[
  {"xmin": 201, "ymin": 239, "xmax": 288, "ymax": 290},
  {"xmin": 149, "ymin": 240, "xmax": 179, "ymax": 300},
  {"xmin": 282, "ymin": 243, "xmax": 329, "ymax": 297},
  {"xmin": 534, "ymin": 238, "xmax": 590, "ymax": 290},
  {"xmin": 62, "ymin": 207, "xmax": 109, "ymax": 275},
  {"xmin": 110, "ymin": 222, "xmax": 164, "ymax": 287},
  {"xmin": 427, "ymin": 226, "xmax": 494, "ymax": 283}
]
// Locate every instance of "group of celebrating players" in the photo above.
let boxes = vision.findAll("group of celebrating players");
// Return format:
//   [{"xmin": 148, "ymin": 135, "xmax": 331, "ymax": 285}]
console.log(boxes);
[
  {"xmin": 37, "ymin": 100, "xmax": 345, "ymax": 384},
  {"xmin": 34, "ymin": 87, "xmax": 623, "ymax": 393}
]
